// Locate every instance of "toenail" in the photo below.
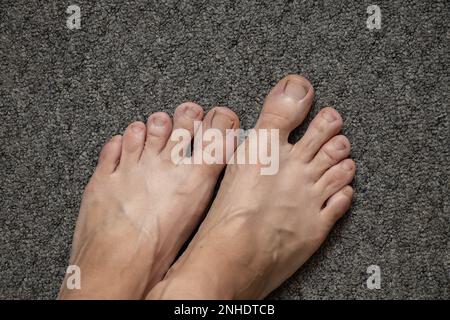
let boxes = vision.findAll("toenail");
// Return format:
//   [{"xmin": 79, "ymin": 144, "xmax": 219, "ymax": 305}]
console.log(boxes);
[
  {"xmin": 212, "ymin": 111, "xmax": 235, "ymax": 130},
  {"xmin": 322, "ymin": 111, "xmax": 337, "ymax": 122},
  {"xmin": 284, "ymin": 80, "xmax": 308, "ymax": 101},
  {"xmin": 343, "ymin": 186, "xmax": 353, "ymax": 197},
  {"xmin": 184, "ymin": 105, "xmax": 200, "ymax": 119},
  {"xmin": 334, "ymin": 139, "xmax": 347, "ymax": 150},
  {"xmin": 343, "ymin": 160, "xmax": 354, "ymax": 171},
  {"xmin": 152, "ymin": 117, "xmax": 166, "ymax": 127},
  {"xmin": 131, "ymin": 124, "xmax": 144, "ymax": 133}
]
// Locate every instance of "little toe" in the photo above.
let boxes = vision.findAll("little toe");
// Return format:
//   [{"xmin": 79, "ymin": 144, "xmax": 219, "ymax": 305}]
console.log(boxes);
[
  {"xmin": 144, "ymin": 112, "xmax": 172, "ymax": 154},
  {"xmin": 308, "ymin": 135, "xmax": 351, "ymax": 181},
  {"xmin": 255, "ymin": 74, "xmax": 314, "ymax": 142},
  {"xmin": 162, "ymin": 102, "xmax": 204, "ymax": 160},
  {"xmin": 293, "ymin": 107, "xmax": 343, "ymax": 162},
  {"xmin": 96, "ymin": 135, "xmax": 122, "ymax": 175},
  {"xmin": 319, "ymin": 185, "xmax": 353, "ymax": 229},
  {"xmin": 118, "ymin": 121, "xmax": 147, "ymax": 167},
  {"xmin": 314, "ymin": 158, "xmax": 356, "ymax": 201}
]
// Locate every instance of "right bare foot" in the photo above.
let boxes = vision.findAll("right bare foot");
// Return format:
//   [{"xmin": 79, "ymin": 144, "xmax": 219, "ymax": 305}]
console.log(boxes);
[{"xmin": 147, "ymin": 75, "xmax": 356, "ymax": 299}]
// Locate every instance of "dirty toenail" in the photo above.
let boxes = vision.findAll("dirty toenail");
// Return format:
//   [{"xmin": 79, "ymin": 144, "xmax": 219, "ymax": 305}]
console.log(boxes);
[
  {"xmin": 284, "ymin": 80, "xmax": 308, "ymax": 101},
  {"xmin": 185, "ymin": 105, "xmax": 200, "ymax": 119},
  {"xmin": 334, "ymin": 139, "xmax": 347, "ymax": 150},
  {"xmin": 212, "ymin": 111, "xmax": 235, "ymax": 131},
  {"xmin": 131, "ymin": 124, "xmax": 144, "ymax": 133},
  {"xmin": 343, "ymin": 160, "xmax": 354, "ymax": 170},
  {"xmin": 152, "ymin": 117, "xmax": 166, "ymax": 127},
  {"xmin": 322, "ymin": 110, "xmax": 337, "ymax": 122}
]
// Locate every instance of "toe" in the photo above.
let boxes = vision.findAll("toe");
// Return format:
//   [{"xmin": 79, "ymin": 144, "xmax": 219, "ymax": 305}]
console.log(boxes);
[
  {"xmin": 144, "ymin": 112, "xmax": 172, "ymax": 154},
  {"xmin": 308, "ymin": 135, "xmax": 351, "ymax": 181},
  {"xmin": 320, "ymin": 185, "xmax": 353, "ymax": 228},
  {"xmin": 193, "ymin": 107, "xmax": 239, "ymax": 170},
  {"xmin": 162, "ymin": 102, "xmax": 204, "ymax": 160},
  {"xmin": 96, "ymin": 135, "xmax": 122, "ymax": 175},
  {"xmin": 119, "ymin": 121, "xmax": 147, "ymax": 167},
  {"xmin": 314, "ymin": 159, "xmax": 356, "ymax": 201},
  {"xmin": 293, "ymin": 107, "xmax": 343, "ymax": 162},
  {"xmin": 255, "ymin": 74, "xmax": 314, "ymax": 142}
]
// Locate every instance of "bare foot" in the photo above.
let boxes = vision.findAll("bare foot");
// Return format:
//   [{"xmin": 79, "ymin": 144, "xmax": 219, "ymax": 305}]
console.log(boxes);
[
  {"xmin": 147, "ymin": 75, "xmax": 356, "ymax": 299},
  {"xmin": 59, "ymin": 103, "xmax": 239, "ymax": 299}
]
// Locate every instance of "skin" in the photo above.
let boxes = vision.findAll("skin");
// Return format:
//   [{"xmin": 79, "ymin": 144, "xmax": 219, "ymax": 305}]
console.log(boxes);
[
  {"xmin": 58, "ymin": 103, "xmax": 240, "ymax": 299},
  {"xmin": 60, "ymin": 74, "xmax": 355, "ymax": 300},
  {"xmin": 147, "ymin": 75, "xmax": 356, "ymax": 299}
]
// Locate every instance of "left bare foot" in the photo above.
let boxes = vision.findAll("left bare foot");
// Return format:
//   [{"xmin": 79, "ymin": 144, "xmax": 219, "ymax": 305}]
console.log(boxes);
[{"xmin": 59, "ymin": 103, "xmax": 239, "ymax": 299}]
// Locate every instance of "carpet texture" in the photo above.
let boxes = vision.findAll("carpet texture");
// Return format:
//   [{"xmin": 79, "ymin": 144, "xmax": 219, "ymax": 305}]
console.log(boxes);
[{"xmin": 0, "ymin": 0, "xmax": 448, "ymax": 299}]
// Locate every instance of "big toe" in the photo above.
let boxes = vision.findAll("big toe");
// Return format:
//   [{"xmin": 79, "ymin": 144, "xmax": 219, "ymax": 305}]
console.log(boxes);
[
  {"xmin": 255, "ymin": 74, "xmax": 314, "ymax": 141},
  {"xmin": 192, "ymin": 107, "xmax": 239, "ymax": 172}
]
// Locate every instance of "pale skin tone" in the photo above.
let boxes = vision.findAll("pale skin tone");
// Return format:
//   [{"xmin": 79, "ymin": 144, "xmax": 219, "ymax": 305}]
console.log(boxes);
[
  {"xmin": 59, "ymin": 74, "xmax": 355, "ymax": 300},
  {"xmin": 59, "ymin": 105, "xmax": 240, "ymax": 299}
]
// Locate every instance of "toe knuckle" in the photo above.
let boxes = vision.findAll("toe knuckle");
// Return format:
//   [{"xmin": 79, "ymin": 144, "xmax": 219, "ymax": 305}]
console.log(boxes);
[
  {"xmin": 312, "ymin": 118, "xmax": 327, "ymax": 133},
  {"xmin": 322, "ymin": 146, "xmax": 339, "ymax": 164}
]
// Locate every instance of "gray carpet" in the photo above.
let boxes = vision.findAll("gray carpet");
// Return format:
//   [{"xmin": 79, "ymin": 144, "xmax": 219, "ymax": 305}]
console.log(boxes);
[{"xmin": 0, "ymin": 0, "xmax": 448, "ymax": 299}]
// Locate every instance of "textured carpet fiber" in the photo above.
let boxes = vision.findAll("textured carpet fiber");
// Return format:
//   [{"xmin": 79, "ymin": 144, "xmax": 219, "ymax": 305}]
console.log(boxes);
[{"xmin": 0, "ymin": 0, "xmax": 448, "ymax": 299}]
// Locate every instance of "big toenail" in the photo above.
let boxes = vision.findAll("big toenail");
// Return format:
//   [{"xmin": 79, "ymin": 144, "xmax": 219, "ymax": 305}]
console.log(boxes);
[
  {"xmin": 334, "ymin": 139, "xmax": 346, "ymax": 150},
  {"xmin": 343, "ymin": 160, "xmax": 354, "ymax": 170},
  {"xmin": 152, "ymin": 117, "xmax": 166, "ymax": 127},
  {"xmin": 284, "ymin": 80, "xmax": 308, "ymax": 101},
  {"xmin": 185, "ymin": 106, "xmax": 200, "ymax": 119},
  {"xmin": 131, "ymin": 124, "xmax": 144, "ymax": 133},
  {"xmin": 322, "ymin": 111, "xmax": 337, "ymax": 122},
  {"xmin": 212, "ymin": 112, "xmax": 234, "ymax": 130}
]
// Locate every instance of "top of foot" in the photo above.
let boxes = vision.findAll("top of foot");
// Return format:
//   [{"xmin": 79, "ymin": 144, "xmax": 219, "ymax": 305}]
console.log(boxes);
[
  {"xmin": 148, "ymin": 75, "xmax": 356, "ymax": 300},
  {"xmin": 59, "ymin": 102, "xmax": 239, "ymax": 299}
]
